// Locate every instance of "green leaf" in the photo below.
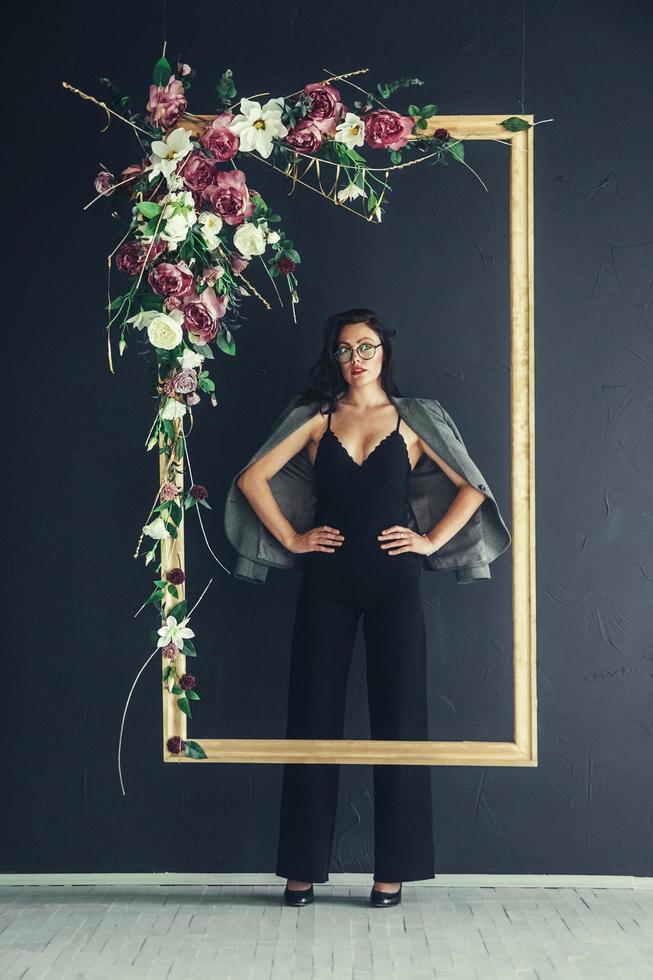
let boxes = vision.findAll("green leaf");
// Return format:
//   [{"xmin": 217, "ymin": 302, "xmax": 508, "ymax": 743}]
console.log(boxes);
[
  {"xmin": 416, "ymin": 118, "xmax": 428, "ymax": 130},
  {"xmin": 153, "ymin": 57, "xmax": 172, "ymax": 87},
  {"xmin": 501, "ymin": 116, "xmax": 531, "ymax": 132},
  {"xmin": 177, "ymin": 696, "xmax": 192, "ymax": 718},
  {"xmin": 186, "ymin": 690, "xmax": 200, "ymax": 700},
  {"xmin": 421, "ymin": 104, "xmax": 438, "ymax": 117},
  {"xmin": 448, "ymin": 140, "xmax": 465, "ymax": 162},
  {"xmin": 216, "ymin": 329, "xmax": 236, "ymax": 356},
  {"xmin": 137, "ymin": 201, "xmax": 162, "ymax": 218},
  {"xmin": 184, "ymin": 739, "xmax": 208, "ymax": 759},
  {"xmin": 167, "ymin": 600, "xmax": 188, "ymax": 623},
  {"xmin": 408, "ymin": 104, "xmax": 421, "ymax": 116},
  {"xmin": 182, "ymin": 639, "xmax": 197, "ymax": 657}
]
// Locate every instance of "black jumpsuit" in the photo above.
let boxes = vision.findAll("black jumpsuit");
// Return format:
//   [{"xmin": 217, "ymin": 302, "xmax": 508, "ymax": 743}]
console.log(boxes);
[{"xmin": 275, "ymin": 404, "xmax": 436, "ymax": 884}]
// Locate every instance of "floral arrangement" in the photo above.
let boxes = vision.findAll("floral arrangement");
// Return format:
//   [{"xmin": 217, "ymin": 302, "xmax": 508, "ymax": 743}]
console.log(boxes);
[{"xmin": 64, "ymin": 53, "xmax": 532, "ymax": 783}]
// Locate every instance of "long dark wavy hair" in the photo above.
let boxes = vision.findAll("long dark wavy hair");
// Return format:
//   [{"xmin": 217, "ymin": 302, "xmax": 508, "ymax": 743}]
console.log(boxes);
[{"xmin": 293, "ymin": 308, "xmax": 403, "ymax": 414}]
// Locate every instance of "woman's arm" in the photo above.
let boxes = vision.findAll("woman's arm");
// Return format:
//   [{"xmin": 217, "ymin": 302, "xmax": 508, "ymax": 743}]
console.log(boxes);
[
  {"xmin": 416, "ymin": 436, "xmax": 486, "ymax": 551},
  {"xmin": 236, "ymin": 414, "xmax": 320, "ymax": 552}
]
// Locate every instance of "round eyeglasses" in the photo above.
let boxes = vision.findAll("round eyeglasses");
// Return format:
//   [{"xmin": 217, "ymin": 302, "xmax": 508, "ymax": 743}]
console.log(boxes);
[{"xmin": 333, "ymin": 341, "xmax": 383, "ymax": 363}]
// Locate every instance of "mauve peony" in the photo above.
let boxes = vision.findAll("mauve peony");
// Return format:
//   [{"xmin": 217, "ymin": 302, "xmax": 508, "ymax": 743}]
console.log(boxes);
[
  {"xmin": 230, "ymin": 254, "xmax": 250, "ymax": 274},
  {"xmin": 284, "ymin": 119, "xmax": 323, "ymax": 154},
  {"xmin": 302, "ymin": 82, "xmax": 344, "ymax": 136},
  {"xmin": 200, "ymin": 113, "xmax": 240, "ymax": 162},
  {"xmin": 115, "ymin": 239, "xmax": 166, "ymax": 276},
  {"xmin": 179, "ymin": 151, "xmax": 216, "ymax": 191},
  {"xmin": 186, "ymin": 391, "xmax": 201, "ymax": 406},
  {"xmin": 203, "ymin": 170, "xmax": 255, "ymax": 226},
  {"xmin": 183, "ymin": 303, "xmax": 219, "ymax": 344},
  {"xmin": 363, "ymin": 109, "xmax": 414, "ymax": 151},
  {"xmin": 147, "ymin": 75, "xmax": 187, "ymax": 130},
  {"xmin": 173, "ymin": 369, "xmax": 198, "ymax": 394},
  {"xmin": 148, "ymin": 261, "xmax": 194, "ymax": 298}
]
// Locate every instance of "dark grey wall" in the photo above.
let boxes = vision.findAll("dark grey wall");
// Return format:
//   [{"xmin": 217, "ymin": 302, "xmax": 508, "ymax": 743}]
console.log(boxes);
[{"xmin": 7, "ymin": 0, "xmax": 652, "ymax": 876}]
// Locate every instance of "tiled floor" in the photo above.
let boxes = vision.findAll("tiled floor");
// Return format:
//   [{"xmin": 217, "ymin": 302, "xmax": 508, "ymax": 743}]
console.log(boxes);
[{"xmin": 0, "ymin": 883, "xmax": 652, "ymax": 979}]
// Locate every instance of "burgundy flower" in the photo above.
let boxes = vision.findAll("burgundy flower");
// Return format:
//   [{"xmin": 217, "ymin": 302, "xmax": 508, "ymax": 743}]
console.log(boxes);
[
  {"xmin": 173, "ymin": 369, "xmax": 198, "ymax": 395},
  {"xmin": 166, "ymin": 567, "xmax": 186, "ymax": 585},
  {"xmin": 203, "ymin": 170, "xmax": 255, "ymax": 226},
  {"xmin": 94, "ymin": 171, "xmax": 115, "ymax": 196},
  {"xmin": 179, "ymin": 673, "xmax": 196, "ymax": 691},
  {"xmin": 363, "ymin": 109, "xmax": 414, "ymax": 151},
  {"xmin": 146, "ymin": 75, "xmax": 187, "ymax": 130},
  {"xmin": 434, "ymin": 127, "xmax": 451, "ymax": 142},
  {"xmin": 148, "ymin": 261, "xmax": 194, "ymax": 298},
  {"xmin": 302, "ymin": 81, "xmax": 344, "ymax": 136},
  {"xmin": 190, "ymin": 484, "xmax": 209, "ymax": 500},
  {"xmin": 115, "ymin": 238, "xmax": 166, "ymax": 276},
  {"xmin": 277, "ymin": 256, "xmax": 296, "ymax": 275},
  {"xmin": 284, "ymin": 119, "xmax": 323, "ymax": 155},
  {"xmin": 166, "ymin": 735, "xmax": 186, "ymax": 754},
  {"xmin": 200, "ymin": 113, "xmax": 240, "ymax": 162},
  {"xmin": 179, "ymin": 151, "xmax": 216, "ymax": 191}
]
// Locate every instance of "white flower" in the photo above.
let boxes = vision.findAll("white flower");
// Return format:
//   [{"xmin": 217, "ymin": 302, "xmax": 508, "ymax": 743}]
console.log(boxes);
[
  {"xmin": 143, "ymin": 517, "xmax": 170, "ymax": 541},
  {"xmin": 156, "ymin": 614, "xmax": 195, "ymax": 650},
  {"xmin": 126, "ymin": 309, "xmax": 159, "ymax": 331},
  {"xmin": 334, "ymin": 112, "xmax": 366, "ymax": 149},
  {"xmin": 199, "ymin": 212, "xmax": 223, "ymax": 235},
  {"xmin": 148, "ymin": 128, "xmax": 193, "ymax": 183},
  {"xmin": 160, "ymin": 397, "xmax": 188, "ymax": 420},
  {"xmin": 228, "ymin": 97, "xmax": 288, "ymax": 159},
  {"xmin": 233, "ymin": 221, "xmax": 267, "ymax": 258},
  {"xmin": 373, "ymin": 204, "xmax": 383, "ymax": 223},
  {"xmin": 266, "ymin": 230, "xmax": 280, "ymax": 245},
  {"xmin": 147, "ymin": 308, "xmax": 185, "ymax": 350},
  {"xmin": 198, "ymin": 211, "xmax": 223, "ymax": 251},
  {"xmin": 159, "ymin": 191, "xmax": 197, "ymax": 250},
  {"xmin": 178, "ymin": 347, "xmax": 204, "ymax": 369},
  {"xmin": 337, "ymin": 182, "xmax": 367, "ymax": 203}
]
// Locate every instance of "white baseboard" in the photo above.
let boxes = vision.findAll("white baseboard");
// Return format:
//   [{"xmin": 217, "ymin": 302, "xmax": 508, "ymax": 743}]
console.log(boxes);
[{"xmin": 0, "ymin": 873, "xmax": 651, "ymax": 889}]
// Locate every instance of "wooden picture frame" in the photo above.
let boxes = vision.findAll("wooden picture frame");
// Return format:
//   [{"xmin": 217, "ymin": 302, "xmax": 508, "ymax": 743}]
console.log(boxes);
[{"xmin": 162, "ymin": 113, "xmax": 536, "ymax": 768}]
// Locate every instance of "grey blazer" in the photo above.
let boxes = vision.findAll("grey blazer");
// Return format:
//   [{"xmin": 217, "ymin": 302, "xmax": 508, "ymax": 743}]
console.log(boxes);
[{"xmin": 223, "ymin": 394, "xmax": 512, "ymax": 585}]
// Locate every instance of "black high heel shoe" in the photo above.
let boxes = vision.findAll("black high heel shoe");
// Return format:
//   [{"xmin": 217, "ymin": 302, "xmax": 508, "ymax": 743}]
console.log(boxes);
[
  {"xmin": 283, "ymin": 883, "xmax": 315, "ymax": 906},
  {"xmin": 370, "ymin": 882, "xmax": 402, "ymax": 907}
]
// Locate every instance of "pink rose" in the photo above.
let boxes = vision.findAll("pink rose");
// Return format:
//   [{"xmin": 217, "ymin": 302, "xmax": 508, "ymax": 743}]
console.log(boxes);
[
  {"xmin": 200, "ymin": 113, "xmax": 240, "ymax": 162},
  {"xmin": 115, "ymin": 239, "xmax": 166, "ymax": 276},
  {"xmin": 173, "ymin": 369, "xmax": 198, "ymax": 394},
  {"xmin": 148, "ymin": 261, "xmax": 194, "ymax": 298},
  {"xmin": 284, "ymin": 120, "xmax": 323, "ymax": 155},
  {"xmin": 179, "ymin": 151, "xmax": 216, "ymax": 191},
  {"xmin": 146, "ymin": 75, "xmax": 187, "ymax": 130},
  {"xmin": 203, "ymin": 170, "xmax": 255, "ymax": 226},
  {"xmin": 302, "ymin": 82, "xmax": 344, "ymax": 136},
  {"xmin": 363, "ymin": 109, "xmax": 414, "ymax": 151}
]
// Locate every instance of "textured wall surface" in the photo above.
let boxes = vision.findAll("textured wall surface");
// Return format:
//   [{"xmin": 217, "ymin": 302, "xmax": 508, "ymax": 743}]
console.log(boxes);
[{"xmin": 6, "ymin": 0, "xmax": 652, "ymax": 876}]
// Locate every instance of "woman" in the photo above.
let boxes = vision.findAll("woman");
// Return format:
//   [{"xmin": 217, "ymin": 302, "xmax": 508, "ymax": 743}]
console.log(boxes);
[{"xmin": 233, "ymin": 307, "xmax": 509, "ymax": 907}]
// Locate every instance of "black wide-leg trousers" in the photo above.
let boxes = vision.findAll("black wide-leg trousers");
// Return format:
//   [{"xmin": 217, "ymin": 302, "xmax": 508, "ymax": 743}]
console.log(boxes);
[{"xmin": 275, "ymin": 528, "xmax": 436, "ymax": 884}]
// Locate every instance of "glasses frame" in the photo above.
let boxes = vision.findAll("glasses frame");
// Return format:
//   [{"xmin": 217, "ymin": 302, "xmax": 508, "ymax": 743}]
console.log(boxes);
[{"xmin": 332, "ymin": 341, "xmax": 383, "ymax": 363}]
